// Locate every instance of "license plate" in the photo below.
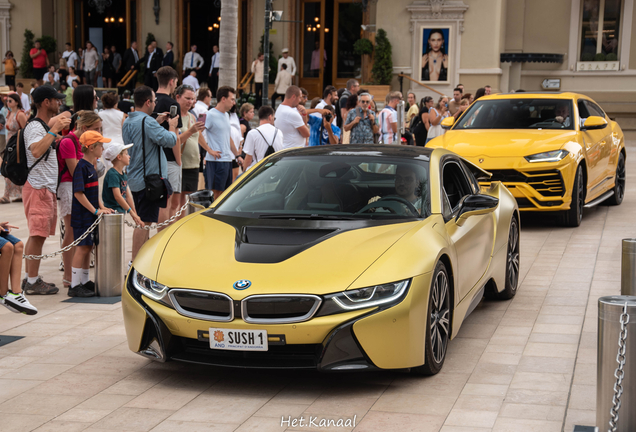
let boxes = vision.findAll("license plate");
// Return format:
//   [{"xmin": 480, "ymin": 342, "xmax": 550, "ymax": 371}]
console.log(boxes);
[{"xmin": 209, "ymin": 328, "xmax": 268, "ymax": 351}]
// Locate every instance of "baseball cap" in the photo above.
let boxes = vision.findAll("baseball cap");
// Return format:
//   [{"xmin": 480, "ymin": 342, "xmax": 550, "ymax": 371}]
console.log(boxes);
[
  {"xmin": 103, "ymin": 142, "xmax": 134, "ymax": 161},
  {"xmin": 281, "ymin": 48, "xmax": 289, "ymax": 53},
  {"xmin": 80, "ymin": 130, "xmax": 112, "ymax": 148},
  {"xmin": 31, "ymin": 86, "xmax": 66, "ymax": 104}
]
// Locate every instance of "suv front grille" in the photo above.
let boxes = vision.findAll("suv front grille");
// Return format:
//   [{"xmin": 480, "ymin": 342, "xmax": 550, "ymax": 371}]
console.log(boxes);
[
  {"xmin": 242, "ymin": 295, "xmax": 322, "ymax": 324},
  {"xmin": 169, "ymin": 289, "xmax": 233, "ymax": 322},
  {"xmin": 485, "ymin": 169, "xmax": 565, "ymax": 197}
]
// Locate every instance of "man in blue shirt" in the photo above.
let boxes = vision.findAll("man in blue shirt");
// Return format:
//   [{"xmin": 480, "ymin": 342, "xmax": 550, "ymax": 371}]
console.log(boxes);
[
  {"xmin": 122, "ymin": 85, "xmax": 178, "ymax": 259},
  {"xmin": 205, "ymin": 85, "xmax": 240, "ymax": 199},
  {"xmin": 308, "ymin": 106, "xmax": 341, "ymax": 146}
]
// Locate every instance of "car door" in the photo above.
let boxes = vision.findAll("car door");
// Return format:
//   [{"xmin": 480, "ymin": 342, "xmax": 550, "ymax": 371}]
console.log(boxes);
[
  {"xmin": 584, "ymin": 100, "xmax": 614, "ymax": 185},
  {"xmin": 442, "ymin": 159, "xmax": 495, "ymax": 301},
  {"xmin": 577, "ymin": 99, "xmax": 606, "ymax": 192}
]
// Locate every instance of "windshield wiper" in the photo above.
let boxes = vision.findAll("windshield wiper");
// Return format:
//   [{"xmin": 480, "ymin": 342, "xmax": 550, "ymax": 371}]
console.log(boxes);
[{"xmin": 258, "ymin": 213, "xmax": 362, "ymax": 220}]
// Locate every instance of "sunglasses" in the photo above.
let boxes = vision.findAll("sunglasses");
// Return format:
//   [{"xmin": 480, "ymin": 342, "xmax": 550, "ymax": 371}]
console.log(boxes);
[{"xmin": 360, "ymin": 100, "xmax": 371, "ymax": 104}]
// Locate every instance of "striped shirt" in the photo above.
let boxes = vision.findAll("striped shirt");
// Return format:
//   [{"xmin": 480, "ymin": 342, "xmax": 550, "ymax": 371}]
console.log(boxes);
[{"xmin": 24, "ymin": 120, "xmax": 58, "ymax": 194}]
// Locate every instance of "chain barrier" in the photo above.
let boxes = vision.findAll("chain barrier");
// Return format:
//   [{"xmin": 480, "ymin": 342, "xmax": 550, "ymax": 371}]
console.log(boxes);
[
  {"xmin": 23, "ymin": 196, "xmax": 194, "ymax": 260},
  {"xmin": 608, "ymin": 302, "xmax": 630, "ymax": 432},
  {"xmin": 124, "ymin": 196, "xmax": 191, "ymax": 231}
]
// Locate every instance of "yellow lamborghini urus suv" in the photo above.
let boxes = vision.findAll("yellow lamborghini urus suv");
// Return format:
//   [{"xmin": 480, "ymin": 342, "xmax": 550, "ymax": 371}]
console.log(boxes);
[
  {"xmin": 123, "ymin": 146, "xmax": 519, "ymax": 374},
  {"xmin": 428, "ymin": 93, "xmax": 625, "ymax": 226}
]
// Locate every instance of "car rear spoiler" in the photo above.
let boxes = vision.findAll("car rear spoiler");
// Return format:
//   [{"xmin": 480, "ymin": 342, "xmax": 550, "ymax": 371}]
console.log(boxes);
[{"xmin": 462, "ymin": 159, "xmax": 492, "ymax": 181}]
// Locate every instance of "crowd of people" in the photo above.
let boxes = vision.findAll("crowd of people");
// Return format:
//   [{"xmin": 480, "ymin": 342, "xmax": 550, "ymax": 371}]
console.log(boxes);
[{"xmin": 0, "ymin": 40, "xmax": 493, "ymax": 316}]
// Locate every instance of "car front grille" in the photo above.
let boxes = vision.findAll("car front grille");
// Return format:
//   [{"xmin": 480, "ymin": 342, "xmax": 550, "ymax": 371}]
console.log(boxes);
[
  {"xmin": 169, "ymin": 289, "xmax": 234, "ymax": 322},
  {"xmin": 485, "ymin": 169, "xmax": 565, "ymax": 197},
  {"xmin": 242, "ymin": 295, "xmax": 322, "ymax": 324}
]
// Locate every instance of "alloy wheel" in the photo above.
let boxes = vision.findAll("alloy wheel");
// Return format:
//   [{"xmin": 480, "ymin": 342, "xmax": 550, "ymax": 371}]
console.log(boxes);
[
  {"xmin": 577, "ymin": 167, "xmax": 584, "ymax": 224},
  {"xmin": 507, "ymin": 218, "xmax": 520, "ymax": 291},
  {"xmin": 430, "ymin": 270, "xmax": 450, "ymax": 364},
  {"xmin": 615, "ymin": 156, "xmax": 626, "ymax": 202}
]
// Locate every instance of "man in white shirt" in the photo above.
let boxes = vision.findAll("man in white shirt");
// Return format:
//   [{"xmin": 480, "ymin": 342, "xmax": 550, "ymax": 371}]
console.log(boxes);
[
  {"xmin": 192, "ymin": 88, "xmax": 211, "ymax": 118},
  {"xmin": 16, "ymin": 83, "xmax": 30, "ymax": 112},
  {"xmin": 208, "ymin": 45, "xmax": 220, "ymax": 97},
  {"xmin": 183, "ymin": 45, "xmax": 204, "ymax": 77},
  {"xmin": 251, "ymin": 53, "xmax": 265, "ymax": 108},
  {"xmin": 243, "ymin": 106, "xmax": 284, "ymax": 171},
  {"xmin": 275, "ymin": 85, "xmax": 310, "ymax": 149},
  {"xmin": 42, "ymin": 65, "xmax": 60, "ymax": 83},
  {"xmin": 61, "ymin": 43, "xmax": 79, "ymax": 69},
  {"xmin": 379, "ymin": 91, "xmax": 401, "ymax": 144},
  {"xmin": 271, "ymin": 63, "xmax": 292, "ymax": 109},
  {"xmin": 313, "ymin": 85, "xmax": 338, "ymax": 126},
  {"xmin": 182, "ymin": 70, "xmax": 200, "ymax": 91},
  {"xmin": 277, "ymin": 48, "xmax": 297, "ymax": 77}
]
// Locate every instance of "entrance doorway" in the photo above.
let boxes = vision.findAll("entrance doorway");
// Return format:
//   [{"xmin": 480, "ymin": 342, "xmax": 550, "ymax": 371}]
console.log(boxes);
[
  {"xmin": 180, "ymin": 0, "xmax": 221, "ymax": 83},
  {"xmin": 299, "ymin": 0, "xmax": 363, "ymax": 98},
  {"xmin": 71, "ymin": 0, "xmax": 133, "ymax": 56}
]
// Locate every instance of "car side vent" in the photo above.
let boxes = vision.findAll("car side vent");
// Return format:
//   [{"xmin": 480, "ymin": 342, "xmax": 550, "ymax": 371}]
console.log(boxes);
[{"xmin": 243, "ymin": 227, "xmax": 336, "ymax": 246}]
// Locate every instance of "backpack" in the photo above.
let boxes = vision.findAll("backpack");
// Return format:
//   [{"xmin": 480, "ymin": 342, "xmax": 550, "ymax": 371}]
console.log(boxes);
[
  {"xmin": 1, "ymin": 118, "xmax": 51, "ymax": 186},
  {"xmin": 255, "ymin": 127, "xmax": 279, "ymax": 162}
]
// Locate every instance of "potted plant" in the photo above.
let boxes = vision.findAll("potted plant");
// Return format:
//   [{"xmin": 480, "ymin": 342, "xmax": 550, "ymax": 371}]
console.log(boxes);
[{"xmin": 366, "ymin": 29, "xmax": 393, "ymax": 102}]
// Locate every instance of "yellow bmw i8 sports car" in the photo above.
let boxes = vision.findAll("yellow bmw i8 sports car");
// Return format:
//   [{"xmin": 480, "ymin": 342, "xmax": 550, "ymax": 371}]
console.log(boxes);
[
  {"xmin": 123, "ymin": 145, "xmax": 519, "ymax": 374},
  {"xmin": 428, "ymin": 93, "xmax": 625, "ymax": 226}
]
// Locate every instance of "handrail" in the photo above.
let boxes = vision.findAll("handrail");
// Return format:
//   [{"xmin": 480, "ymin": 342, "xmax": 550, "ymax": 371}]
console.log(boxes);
[
  {"xmin": 398, "ymin": 73, "xmax": 445, "ymax": 96},
  {"xmin": 238, "ymin": 72, "xmax": 254, "ymax": 91},
  {"xmin": 117, "ymin": 70, "xmax": 137, "ymax": 88}
]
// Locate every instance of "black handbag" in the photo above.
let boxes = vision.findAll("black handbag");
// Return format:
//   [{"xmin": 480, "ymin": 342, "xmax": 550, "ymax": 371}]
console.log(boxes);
[{"xmin": 141, "ymin": 117, "xmax": 172, "ymax": 201}]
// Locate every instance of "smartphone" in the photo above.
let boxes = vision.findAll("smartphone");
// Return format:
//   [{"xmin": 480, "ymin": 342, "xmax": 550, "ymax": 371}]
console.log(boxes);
[
  {"xmin": 169, "ymin": 105, "xmax": 178, "ymax": 118},
  {"xmin": 198, "ymin": 113, "xmax": 207, "ymax": 124}
]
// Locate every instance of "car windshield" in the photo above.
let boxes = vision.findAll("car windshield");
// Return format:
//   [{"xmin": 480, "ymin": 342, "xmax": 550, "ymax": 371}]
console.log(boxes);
[
  {"xmin": 454, "ymin": 98, "xmax": 575, "ymax": 130},
  {"xmin": 214, "ymin": 154, "xmax": 430, "ymax": 219}
]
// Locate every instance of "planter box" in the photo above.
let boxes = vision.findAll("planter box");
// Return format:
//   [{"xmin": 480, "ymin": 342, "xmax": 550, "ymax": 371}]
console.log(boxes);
[{"xmin": 364, "ymin": 85, "xmax": 391, "ymax": 103}]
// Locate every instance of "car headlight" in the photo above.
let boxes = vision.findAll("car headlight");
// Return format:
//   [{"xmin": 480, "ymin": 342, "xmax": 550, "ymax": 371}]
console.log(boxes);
[
  {"xmin": 524, "ymin": 149, "xmax": 569, "ymax": 163},
  {"xmin": 316, "ymin": 280, "xmax": 410, "ymax": 316},
  {"xmin": 131, "ymin": 269, "xmax": 169, "ymax": 301}
]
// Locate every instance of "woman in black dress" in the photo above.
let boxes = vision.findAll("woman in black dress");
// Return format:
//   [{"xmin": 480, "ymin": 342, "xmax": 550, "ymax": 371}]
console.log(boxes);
[
  {"xmin": 413, "ymin": 96, "xmax": 434, "ymax": 146},
  {"xmin": 101, "ymin": 47, "xmax": 114, "ymax": 88}
]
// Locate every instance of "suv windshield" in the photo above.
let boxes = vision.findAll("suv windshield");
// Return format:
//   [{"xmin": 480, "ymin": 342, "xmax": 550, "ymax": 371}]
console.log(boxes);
[
  {"xmin": 454, "ymin": 99, "xmax": 575, "ymax": 130},
  {"xmin": 214, "ymin": 155, "xmax": 430, "ymax": 219}
]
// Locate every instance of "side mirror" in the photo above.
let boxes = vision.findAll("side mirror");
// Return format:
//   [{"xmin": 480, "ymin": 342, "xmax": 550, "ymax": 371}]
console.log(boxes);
[
  {"xmin": 455, "ymin": 194, "xmax": 499, "ymax": 226},
  {"xmin": 582, "ymin": 116, "xmax": 607, "ymax": 131},
  {"xmin": 441, "ymin": 117, "xmax": 455, "ymax": 129}
]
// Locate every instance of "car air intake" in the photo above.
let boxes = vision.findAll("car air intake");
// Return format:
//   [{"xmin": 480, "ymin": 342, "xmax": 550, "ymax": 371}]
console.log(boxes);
[
  {"xmin": 241, "ymin": 295, "xmax": 322, "ymax": 324},
  {"xmin": 169, "ymin": 289, "xmax": 234, "ymax": 322},
  {"xmin": 243, "ymin": 227, "xmax": 336, "ymax": 245}
]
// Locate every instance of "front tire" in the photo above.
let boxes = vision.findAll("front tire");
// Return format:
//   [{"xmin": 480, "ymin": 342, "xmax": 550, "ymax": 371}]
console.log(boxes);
[
  {"xmin": 412, "ymin": 261, "xmax": 450, "ymax": 376},
  {"xmin": 606, "ymin": 152, "xmax": 625, "ymax": 206},
  {"xmin": 561, "ymin": 165, "xmax": 584, "ymax": 227},
  {"xmin": 489, "ymin": 215, "xmax": 520, "ymax": 300}
]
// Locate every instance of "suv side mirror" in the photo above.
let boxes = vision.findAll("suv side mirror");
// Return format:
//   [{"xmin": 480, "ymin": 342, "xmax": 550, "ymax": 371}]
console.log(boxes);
[
  {"xmin": 456, "ymin": 194, "xmax": 499, "ymax": 226},
  {"xmin": 441, "ymin": 117, "xmax": 455, "ymax": 129},
  {"xmin": 582, "ymin": 116, "xmax": 607, "ymax": 131}
]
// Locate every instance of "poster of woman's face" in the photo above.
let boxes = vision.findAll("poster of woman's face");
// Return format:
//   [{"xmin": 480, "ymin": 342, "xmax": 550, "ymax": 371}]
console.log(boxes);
[{"xmin": 421, "ymin": 27, "xmax": 450, "ymax": 83}]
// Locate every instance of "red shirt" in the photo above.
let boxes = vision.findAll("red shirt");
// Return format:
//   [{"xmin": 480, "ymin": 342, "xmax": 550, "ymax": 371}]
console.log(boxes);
[
  {"xmin": 30, "ymin": 48, "xmax": 47, "ymax": 68},
  {"xmin": 57, "ymin": 132, "xmax": 84, "ymax": 183}
]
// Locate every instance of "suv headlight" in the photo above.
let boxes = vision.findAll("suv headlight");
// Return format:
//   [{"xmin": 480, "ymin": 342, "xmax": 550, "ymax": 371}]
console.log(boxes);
[
  {"xmin": 131, "ymin": 269, "xmax": 169, "ymax": 301},
  {"xmin": 316, "ymin": 280, "xmax": 410, "ymax": 316},
  {"xmin": 524, "ymin": 149, "xmax": 569, "ymax": 163}
]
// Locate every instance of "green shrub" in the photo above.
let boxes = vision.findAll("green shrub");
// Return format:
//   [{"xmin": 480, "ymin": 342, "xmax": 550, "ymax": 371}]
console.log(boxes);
[
  {"xmin": 36, "ymin": 36, "xmax": 56, "ymax": 57},
  {"xmin": 594, "ymin": 52, "xmax": 606, "ymax": 61},
  {"xmin": 259, "ymin": 34, "xmax": 277, "ymax": 84},
  {"xmin": 353, "ymin": 38, "xmax": 374, "ymax": 56},
  {"xmin": 606, "ymin": 53, "xmax": 618, "ymax": 61},
  {"xmin": 581, "ymin": 53, "xmax": 594, "ymax": 61},
  {"xmin": 371, "ymin": 29, "xmax": 393, "ymax": 85},
  {"xmin": 19, "ymin": 29, "xmax": 35, "ymax": 78},
  {"xmin": 145, "ymin": 33, "xmax": 156, "ymax": 48}
]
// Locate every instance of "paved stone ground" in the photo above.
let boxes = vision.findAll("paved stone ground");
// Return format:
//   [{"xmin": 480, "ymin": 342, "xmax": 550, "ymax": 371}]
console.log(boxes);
[{"xmin": 1, "ymin": 147, "xmax": 634, "ymax": 432}]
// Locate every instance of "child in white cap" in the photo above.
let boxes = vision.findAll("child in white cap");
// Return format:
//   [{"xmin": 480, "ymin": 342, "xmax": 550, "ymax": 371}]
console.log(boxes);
[{"xmin": 102, "ymin": 142, "xmax": 144, "ymax": 228}]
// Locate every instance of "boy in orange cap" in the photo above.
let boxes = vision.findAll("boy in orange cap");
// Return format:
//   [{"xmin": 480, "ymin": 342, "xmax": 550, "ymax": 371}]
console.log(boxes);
[{"xmin": 69, "ymin": 131, "xmax": 115, "ymax": 297}]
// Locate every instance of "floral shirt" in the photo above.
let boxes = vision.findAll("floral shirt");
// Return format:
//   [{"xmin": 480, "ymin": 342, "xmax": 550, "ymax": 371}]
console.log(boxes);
[{"xmin": 346, "ymin": 108, "xmax": 376, "ymax": 144}]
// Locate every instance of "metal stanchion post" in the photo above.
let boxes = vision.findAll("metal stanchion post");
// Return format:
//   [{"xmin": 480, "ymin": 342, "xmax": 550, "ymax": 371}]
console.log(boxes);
[
  {"xmin": 96, "ymin": 213, "xmax": 125, "ymax": 297},
  {"xmin": 597, "ymin": 296, "xmax": 636, "ymax": 431},
  {"xmin": 621, "ymin": 239, "xmax": 636, "ymax": 296}
]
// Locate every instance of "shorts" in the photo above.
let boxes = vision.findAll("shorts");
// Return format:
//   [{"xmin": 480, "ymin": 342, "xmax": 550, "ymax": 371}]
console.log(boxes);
[
  {"xmin": 5, "ymin": 75, "xmax": 15, "ymax": 87},
  {"xmin": 86, "ymin": 69, "xmax": 96, "ymax": 83},
  {"xmin": 33, "ymin": 67, "xmax": 46, "ymax": 80},
  {"xmin": 77, "ymin": 70, "xmax": 85, "ymax": 79},
  {"xmin": 167, "ymin": 161, "xmax": 182, "ymax": 193},
  {"xmin": 0, "ymin": 232, "xmax": 22, "ymax": 250},
  {"xmin": 23, "ymin": 182, "xmax": 57, "ymax": 238},
  {"xmin": 57, "ymin": 181, "xmax": 73, "ymax": 218},
  {"xmin": 232, "ymin": 159, "xmax": 240, "ymax": 169},
  {"xmin": 182, "ymin": 168, "xmax": 199, "ymax": 193},
  {"xmin": 204, "ymin": 162, "xmax": 232, "ymax": 192},
  {"xmin": 132, "ymin": 188, "xmax": 167, "ymax": 223},
  {"xmin": 72, "ymin": 225, "xmax": 99, "ymax": 247}
]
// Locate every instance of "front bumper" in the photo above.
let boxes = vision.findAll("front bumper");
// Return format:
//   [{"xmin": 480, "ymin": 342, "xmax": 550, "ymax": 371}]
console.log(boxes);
[{"xmin": 122, "ymin": 272, "xmax": 432, "ymax": 371}]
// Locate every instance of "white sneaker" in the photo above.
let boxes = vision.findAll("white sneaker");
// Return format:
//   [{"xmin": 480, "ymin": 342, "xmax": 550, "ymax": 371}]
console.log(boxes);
[{"xmin": 1, "ymin": 292, "xmax": 38, "ymax": 315}]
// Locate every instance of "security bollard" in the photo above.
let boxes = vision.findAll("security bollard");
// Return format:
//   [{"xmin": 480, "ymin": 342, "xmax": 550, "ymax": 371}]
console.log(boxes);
[
  {"xmin": 621, "ymin": 239, "xmax": 636, "ymax": 295},
  {"xmin": 187, "ymin": 190, "xmax": 215, "ymax": 215},
  {"xmin": 96, "ymin": 213, "xmax": 125, "ymax": 297},
  {"xmin": 597, "ymin": 296, "xmax": 636, "ymax": 431}
]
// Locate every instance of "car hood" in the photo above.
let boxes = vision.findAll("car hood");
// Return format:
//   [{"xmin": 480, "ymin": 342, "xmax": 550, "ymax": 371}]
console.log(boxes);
[
  {"xmin": 431, "ymin": 129, "xmax": 577, "ymax": 158},
  {"xmin": 152, "ymin": 213, "xmax": 422, "ymax": 297}
]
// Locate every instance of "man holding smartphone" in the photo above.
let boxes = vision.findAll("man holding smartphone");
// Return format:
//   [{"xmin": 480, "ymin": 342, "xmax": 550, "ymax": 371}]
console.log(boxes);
[
  {"xmin": 153, "ymin": 67, "xmax": 182, "ymax": 227},
  {"xmin": 344, "ymin": 93, "xmax": 379, "ymax": 144},
  {"xmin": 307, "ymin": 106, "xmax": 340, "ymax": 146}
]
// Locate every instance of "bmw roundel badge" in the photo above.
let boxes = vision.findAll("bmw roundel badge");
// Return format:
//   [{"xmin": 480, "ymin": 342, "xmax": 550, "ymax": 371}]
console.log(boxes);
[{"xmin": 233, "ymin": 280, "xmax": 251, "ymax": 290}]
